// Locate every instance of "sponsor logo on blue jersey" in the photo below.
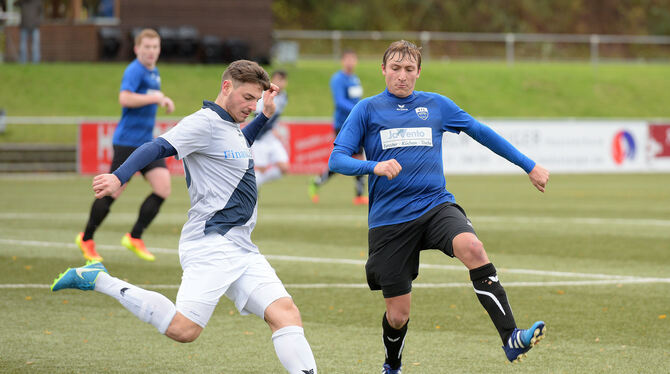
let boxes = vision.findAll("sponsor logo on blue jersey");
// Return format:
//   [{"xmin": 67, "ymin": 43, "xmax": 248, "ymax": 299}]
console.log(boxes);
[{"xmin": 380, "ymin": 127, "xmax": 433, "ymax": 149}]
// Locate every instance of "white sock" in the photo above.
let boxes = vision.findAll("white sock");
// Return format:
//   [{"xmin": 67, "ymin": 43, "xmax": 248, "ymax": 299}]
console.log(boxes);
[
  {"xmin": 256, "ymin": 167, "xmax": 283, "ymax": 187},
  {"xmin": 271, "ymin": 326, "xmax": 317, "ymax": 374},
  {"xmin": 94, "ymin": 272, "xmax": 176, "ymax": 334}
]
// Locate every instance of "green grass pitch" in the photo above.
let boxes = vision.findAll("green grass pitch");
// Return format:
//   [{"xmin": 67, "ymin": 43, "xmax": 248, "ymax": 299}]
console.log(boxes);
[{"xmin": 1, "ymin": 172, "xmax": 669, "ymax": 373}]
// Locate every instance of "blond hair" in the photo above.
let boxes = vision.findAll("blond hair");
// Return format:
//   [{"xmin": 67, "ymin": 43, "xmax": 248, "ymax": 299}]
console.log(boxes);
[
  {"xmin": 134, "ymin": 28, "xmax": 160, "ymax": 46},
  {"xmin": 382, "ymin": 40, "xmax": 422, "ymax": 69}
]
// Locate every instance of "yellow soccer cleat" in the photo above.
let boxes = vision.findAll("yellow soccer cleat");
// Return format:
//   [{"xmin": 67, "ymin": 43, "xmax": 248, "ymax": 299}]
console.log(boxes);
[{"xmin": 121, "ymin": 233, "xmax": 156, "ymax": 261}]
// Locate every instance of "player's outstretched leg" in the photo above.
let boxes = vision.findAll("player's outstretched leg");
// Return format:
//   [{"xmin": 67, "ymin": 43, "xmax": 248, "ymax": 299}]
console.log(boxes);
[
  {"xmin": 51, "ymin": 262, "xmax": 176, "ymax": 334},
  {"xmin": 502, "ymin": 321, "xmax": 546, "ymax": 363}
]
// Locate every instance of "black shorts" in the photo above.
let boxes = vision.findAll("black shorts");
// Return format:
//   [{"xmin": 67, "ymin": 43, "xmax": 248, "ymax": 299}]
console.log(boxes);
[
  {"xmin": 110, "ymin": 144, "xmax": 167, "ymax": 175},
  {"xmin": 366, "ymin": 202, "xmax": 477, "ymax": 298}
]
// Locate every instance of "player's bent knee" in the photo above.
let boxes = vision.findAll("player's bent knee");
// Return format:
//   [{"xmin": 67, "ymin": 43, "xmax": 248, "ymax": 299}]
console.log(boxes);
[
  {"xmin": 265, "ymin": 297, "xmax": 302, "ymax": 331},
  {"xmin": 165, "ymin": 313, "xmax": 203, "ymax": 343}
]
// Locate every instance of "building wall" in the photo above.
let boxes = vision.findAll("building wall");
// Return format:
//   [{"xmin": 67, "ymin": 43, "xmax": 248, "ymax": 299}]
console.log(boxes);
[
  {"xmin": 4, "ymin": 24, "xmax": 99, "ymax": 62},
  {"xmin": 3, "ymin": 0, "xmax": 273, "ymax": 62},
  {"xmin": 118, "ymin": 0, "xmax": 273, "ymax": 61}
]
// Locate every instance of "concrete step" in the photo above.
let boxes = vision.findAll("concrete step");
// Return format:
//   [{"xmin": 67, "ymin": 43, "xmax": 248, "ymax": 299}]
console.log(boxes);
[{"xmin": 0, "ymin": 144, "xmax": 76, "ymax": 172}]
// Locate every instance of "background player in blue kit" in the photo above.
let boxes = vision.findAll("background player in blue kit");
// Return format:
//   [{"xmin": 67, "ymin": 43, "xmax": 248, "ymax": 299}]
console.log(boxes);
[
  {"xmin": 76, "ymin": 29, "xmax": 175, "ymax": 263},
  {"xmin": 329, "ymin": 40, "xmax": 550, "ymax": 373},
  {"xmin": 309, "ymin": 49, "xmax": 368, "ymax": 205},
  {"xmin": 52, "ymin": 60, "xmax": 318, "ymax": 374},
  {"xmin": 252, "ymin": 70, "xmax": 290, "ymax": 187}
]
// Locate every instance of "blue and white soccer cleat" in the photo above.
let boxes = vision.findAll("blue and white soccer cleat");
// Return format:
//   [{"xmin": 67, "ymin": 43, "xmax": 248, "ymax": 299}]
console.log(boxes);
[
  {"xmin": 51, "ymin": 261, "xmax": 108, "ymax": 291},
  {"xmin": 502, "ymin": 321, "xmax": 546, "ymax": 362},
  {"xmin": 382, "ymin": 363, "xmax": 402, "ymax": 374}
]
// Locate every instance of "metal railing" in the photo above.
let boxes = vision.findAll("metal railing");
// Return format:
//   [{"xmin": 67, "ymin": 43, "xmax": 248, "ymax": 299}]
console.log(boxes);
[{"xmin": 273, "ymin": 29, "xmax": 670, "ymax": 64}]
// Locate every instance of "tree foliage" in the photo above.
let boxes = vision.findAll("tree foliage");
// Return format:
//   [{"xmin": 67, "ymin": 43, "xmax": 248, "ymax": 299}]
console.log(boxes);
[{"xmin": 273, "ymin": 0, "xmax": 670, "ymax": 35}]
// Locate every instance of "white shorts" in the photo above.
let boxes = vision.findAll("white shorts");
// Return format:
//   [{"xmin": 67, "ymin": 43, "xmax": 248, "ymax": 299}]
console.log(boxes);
[
  {"xmin": 175, "ymin": 233, "xmax": 291, "ymax": 328},
  {"xmin": 251, "ymin": 132, "xmax": 289, "ymax": 168}
]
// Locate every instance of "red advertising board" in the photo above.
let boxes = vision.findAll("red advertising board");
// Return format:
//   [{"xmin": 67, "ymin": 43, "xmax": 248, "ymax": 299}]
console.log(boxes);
[
  {"xmin": 649, "ymin": 124, "xmax": 670, "ymax": 158},
  {"xmin": 285, "ymin": 122, "xmax": 335, "ymax": 174},
  {"xmin": 78, "ymin": 121, "xmax": 335, "ymax": 175},
  {"xmin": 78, "ymin": 122, "xmax": 183, "ymax": 175}
]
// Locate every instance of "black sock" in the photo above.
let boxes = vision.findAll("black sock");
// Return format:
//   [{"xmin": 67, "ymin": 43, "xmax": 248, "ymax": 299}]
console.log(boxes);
[
  {"xmin": 382, "ymin": 313, "xmax": 408, "ymax": 370},
  {"xmin": 316, "ymin": 170, "xmax": 335, "ymax": 186},
  {"xmin": 355, "ymin": 175, "xmax": 364, "ymax": 197},
  {"xmin": 130, "ymin": 193, "xmax": 165, "ymax": 239},
  {"xmin": 83, "ymin": 196, "xmax": 115, "ymax": 241},
  {"xmin": 470, "ymin": 263, "xmax": 516, "ymax": 343}
]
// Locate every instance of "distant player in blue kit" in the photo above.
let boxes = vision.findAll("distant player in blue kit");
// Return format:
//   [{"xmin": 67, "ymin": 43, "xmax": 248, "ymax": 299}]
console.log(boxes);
[
  {"xmin": 76, "ymin": 28, "xmax": 174, "ymax": 263},
  {"xmin": 329, "ymin": 40, "xmax": 550, "ymax": 373},
  {"xmin": 52, "ymin": 60, "xmax": 317, "ymax": 374},
  {"xmin": 309, "ymin": 49, "xmax": 368, "ymax": 205},
  {"xmin": 252, "ymin": 70, "xmax": 290, "ymax": 187}
]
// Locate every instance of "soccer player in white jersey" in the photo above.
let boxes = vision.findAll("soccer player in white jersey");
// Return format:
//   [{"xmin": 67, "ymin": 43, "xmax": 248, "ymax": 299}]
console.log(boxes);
[
  {"xmin": 252, "ymin": 70, "xmax": 290, "ymax": 187},
  {"xmin": 51, "ymin": 60, "xmax": 317, "ymax": 374}
]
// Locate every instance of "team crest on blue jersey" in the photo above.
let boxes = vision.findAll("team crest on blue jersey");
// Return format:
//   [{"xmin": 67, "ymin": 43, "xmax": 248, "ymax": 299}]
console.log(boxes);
[{"xmin": 415, "ymin": 107, "xmax": 429, "ymax": 120}]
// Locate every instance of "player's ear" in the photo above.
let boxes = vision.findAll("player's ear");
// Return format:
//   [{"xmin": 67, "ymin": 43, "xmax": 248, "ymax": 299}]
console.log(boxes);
[
  {"xmin": 221, "ymin": 80, "xmax": 233, "ymax": 95},
  {"xmin": 417, "ymin": 67, "xmax": 421, "ymax": 78}
]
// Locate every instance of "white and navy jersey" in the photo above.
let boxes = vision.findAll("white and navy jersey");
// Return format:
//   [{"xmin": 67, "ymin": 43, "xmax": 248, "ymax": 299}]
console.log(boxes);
[
  {"xmin": 332, "ymin": 89, "xmax": 535, "ymax": 229},
  {"xmin": 255, "ymin": 90, "xmax": 288, "ymax": 140},
  {"xmin": 160, "ymin": 101, "xmax": 259, "ymax": 251}
]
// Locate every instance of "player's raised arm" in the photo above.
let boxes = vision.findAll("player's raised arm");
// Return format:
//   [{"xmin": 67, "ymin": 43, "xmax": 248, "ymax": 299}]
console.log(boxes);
[{"xmin": 93, "ymin": 138, "xmax": 177, "ymax": 198}]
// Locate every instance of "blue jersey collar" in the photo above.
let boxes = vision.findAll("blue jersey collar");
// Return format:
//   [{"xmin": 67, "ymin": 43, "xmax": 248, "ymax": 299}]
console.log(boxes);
[
  {"xmin": 202, "ymin": 100, "xmax": 235, "ymax": 122},
  {"xmin": 383, "ymin": 88, "xmax": 416, "ymax": 102}
]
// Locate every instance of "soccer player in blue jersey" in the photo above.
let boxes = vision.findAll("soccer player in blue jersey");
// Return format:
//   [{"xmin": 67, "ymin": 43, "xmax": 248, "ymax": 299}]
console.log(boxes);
[
  {"xmin": 52, "ymin": 60, "xmax": 317, "ymax": 374},
  {"xmin": 76, "ymin": 28, "xmax": 174, "ymax": 263},
  {"xmin": 329, "ymin": 40, "xmax": 550, "ymax": 373},
  {"xmin": 252, "ymin": 70, "xmax": 290, "ymax": 187},
  {"xmin": 309, "ymin": 49, "xmax": 368, "ymax": 205}
]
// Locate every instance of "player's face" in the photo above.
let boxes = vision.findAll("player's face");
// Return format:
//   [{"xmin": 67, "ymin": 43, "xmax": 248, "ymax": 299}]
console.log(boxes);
[
  {"xmin": 341, "ymin": 53, "xmax": 357, "ymax": 74},
  {"xmin": 382, "ymin": 54, "xmax": 421, "ymax": 98},
  {"xmin": 272, "ymin": 76, "xmax": 287, "ymax": 92},
  {"xmin": 224, "ymin": 81, "xmax": 264, "ymax": 122},
  {"xmin": 135, "ymin": 37, "xmax": 161, "ymax": 69}
]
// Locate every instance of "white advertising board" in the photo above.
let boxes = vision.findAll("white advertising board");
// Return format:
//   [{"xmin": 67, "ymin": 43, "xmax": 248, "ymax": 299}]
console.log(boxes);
[{"xmin": 442, "ymin": 120, "xmax": 670, "ymax": 174}]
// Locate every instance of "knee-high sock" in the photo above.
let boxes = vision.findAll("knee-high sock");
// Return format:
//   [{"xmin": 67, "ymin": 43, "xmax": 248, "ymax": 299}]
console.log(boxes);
[
  {"xmin": 470, "ymin": 263, "xmax": 516, "ymax": 343},
  {"xmin": 272, "ymin": 326, "xmax": 317, "ymax": 374},
  {"xmin": 382, "ymin": 313, "xmax": 408, "ymax": 370},
  {"xmin": 130, "ymin": 193, "xmax": 165, "ymax": 239},
  {"xmin": 315, "ymin": 169, "xmax": 335, "ymax": 186},
  {"xmin": 354, "ymin": 175, "xmax": 365, "ymax": 197},
  {"xmin": 83, "ymin": 196, "xmax": 115, "ymax": 241},
  {"xmin": 94, "ymin": 272, "xmax": 176, "ymax": 334},
  {"xmin": 257, "ymin": 167, "xmax": 283, "ymax": 187}
]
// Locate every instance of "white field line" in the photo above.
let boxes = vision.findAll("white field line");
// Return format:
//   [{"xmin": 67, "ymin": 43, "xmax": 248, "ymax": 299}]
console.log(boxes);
[
  {"xmin": 3, "ymin": 277, "xmax": 670, "ymax": 290},
  {"xmin": 2, "ymin": 212, "xmax": 670, "ymax": 227},
  {"xmin": 2, "ymin": 238, "xmax": 670, "ymax": 285}
]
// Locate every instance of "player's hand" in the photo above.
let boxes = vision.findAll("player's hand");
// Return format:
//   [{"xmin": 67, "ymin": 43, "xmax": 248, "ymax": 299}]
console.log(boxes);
[
  {"xmin": 528, "ymin": 164, "xmax": 549, "ymax": 192},
  {"xmin": 92, "ymin": 173, "xmax": 122, "ymax": 199},
  {"xmin": 160, "ymin": 96, "xmax": 175, "ymax": 114},
  {"xmin": 261, "ymin": 83, "xmax": 279, "ymax": 118},
  {"xmin": 373, "ymin": 159, "xmax": 402, "ymax": 180}
]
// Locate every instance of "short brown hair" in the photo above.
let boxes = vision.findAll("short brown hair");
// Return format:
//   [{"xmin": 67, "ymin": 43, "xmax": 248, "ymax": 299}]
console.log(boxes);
[
  {"xmin": 382, "ymin": 40, "xmax": 422, "ymax": 69},
  {"xmin": 222, "ymin": 60, "xmax": 271, "ymax": 90},
  {"xmin": 134, "ymin": 28, "xmax": 160, "ymax": 46}
]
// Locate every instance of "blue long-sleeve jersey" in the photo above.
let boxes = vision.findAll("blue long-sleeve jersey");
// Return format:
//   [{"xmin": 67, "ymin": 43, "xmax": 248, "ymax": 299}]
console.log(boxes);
[
  {"xmin": 329, "ymin": 89, "xmax": 536, "ymax": 229},
  {"xmin": 330, "ymin": 70, "xmax": 363, "ymax": 131}
]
